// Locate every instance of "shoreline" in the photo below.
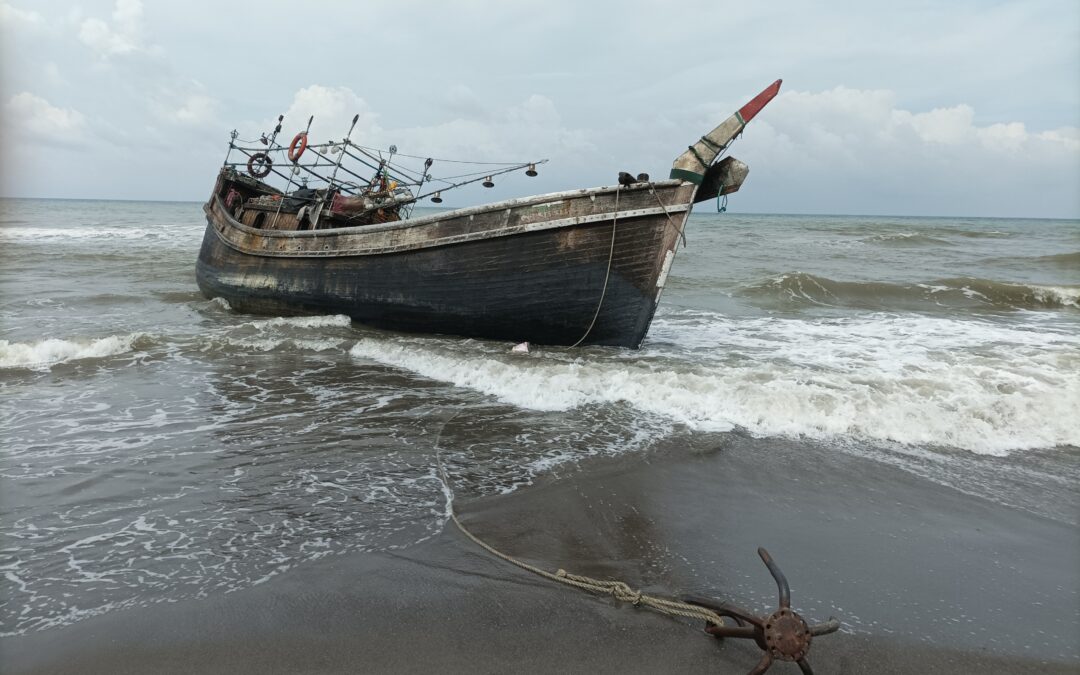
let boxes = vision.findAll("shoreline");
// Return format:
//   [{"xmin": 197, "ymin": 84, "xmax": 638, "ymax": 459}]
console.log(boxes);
[{"xmin": 3, "ymin": 435, "xmax": 1077, "ymax": 674}]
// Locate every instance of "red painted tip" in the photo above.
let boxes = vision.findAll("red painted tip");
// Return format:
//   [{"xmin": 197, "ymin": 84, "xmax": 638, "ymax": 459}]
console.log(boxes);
[{"xmin": 737, "ymin": 79, "xmax": 782, "ymax": 123}]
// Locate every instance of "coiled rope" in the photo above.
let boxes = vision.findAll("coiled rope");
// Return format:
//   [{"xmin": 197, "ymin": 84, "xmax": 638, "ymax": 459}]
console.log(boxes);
[{"xmin": 433, "ymin": 412, "xmax": 726, "ymax": 628}]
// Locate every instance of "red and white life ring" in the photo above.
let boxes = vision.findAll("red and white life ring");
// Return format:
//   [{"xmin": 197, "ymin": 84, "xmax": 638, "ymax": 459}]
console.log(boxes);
[{"xmin": 287, "ymin": 132, "xmax": 308, "ymax": 163}]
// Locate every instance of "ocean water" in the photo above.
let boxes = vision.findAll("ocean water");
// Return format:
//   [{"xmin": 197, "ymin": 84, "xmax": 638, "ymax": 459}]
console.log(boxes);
[{"xmin": 1, "ymin": 198, "xmax": 1078, "ymax": 640}]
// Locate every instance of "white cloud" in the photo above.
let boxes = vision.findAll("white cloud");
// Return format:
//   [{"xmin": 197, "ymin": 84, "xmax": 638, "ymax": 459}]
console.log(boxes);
[
  {"xmin": 1036, "ymin": 127, "xmax": 1080, "ymax": 152},
  {"xmin": 42, "ymin": 62, "xmax": 65, "ymax": 86},
  {"xmin": 78, "ymin": 0, "xmax": 145, "ymax": 57},
  {"xmin": 274, "ymin": 85, "xmax": 381, "ymax": 143},
  {"xmin": 0, "ymin": 2, "xmax": 39, "ymax": 24},
  {"xmin": 63, "ymin": 1, "xmax": 220, "ymax": 134},
  {"xmin": 757, "ymin": 86, "xmax": 1079, "ymax": 160},
  {"xmin": 732, "ymin": 86, "xmax": 1080, "ymax": 216},
  {"xmin": 4, "ymin": 92, "xmax": 85, "ymax": 146},
  {"xmin": 441, "ymin": 85, "xmax": 488, "ymax": 120},
  {"xmin": 269, "ymin": 85, "xmax": 593, "ymax": 165},
  {"xmin": 900, "ymin": 105, "xmax": 977, "ymax": 145},
  {"xmin": 975, "ymin": 121, "xmax": 1028, "ymax": 152},
  {"xmin": 393, "ymin": 92, "xmax": 592, "ymax": 164},
  {"xmin": 172, "ymin": 93, "xmax": 216, "ymax": 125},
  {"xmin": 147, "ymin": 84, "xmax": 219, "ymax": 129}
]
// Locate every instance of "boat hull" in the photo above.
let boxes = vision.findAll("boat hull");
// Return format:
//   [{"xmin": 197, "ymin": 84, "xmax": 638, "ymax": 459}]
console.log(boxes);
[{"xmin": 197, "ymin": 181, "xmax": 695, "ymax": 348}]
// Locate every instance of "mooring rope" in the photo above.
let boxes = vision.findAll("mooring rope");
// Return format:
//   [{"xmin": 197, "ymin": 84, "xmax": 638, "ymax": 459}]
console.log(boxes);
[
  {"xmin": 433, "ymin": 412, "xmax": 726, "ymax": 629},
  {"xmin": 648, "ymin": 182, "xmax": 687, "ymax": 248},
  {"xmin": 568, "ymin": 185, "xmax": 621, "ymax": 348}
]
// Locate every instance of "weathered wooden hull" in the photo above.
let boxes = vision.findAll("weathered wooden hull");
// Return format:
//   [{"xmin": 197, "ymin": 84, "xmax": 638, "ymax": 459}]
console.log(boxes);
[
  {"xmin": 195, "ymin": 80, "xmax": 785, "ymax": 347},
  {"xmin": 197, "ymin": 179, "xmax": 696, "ymax": 348}
]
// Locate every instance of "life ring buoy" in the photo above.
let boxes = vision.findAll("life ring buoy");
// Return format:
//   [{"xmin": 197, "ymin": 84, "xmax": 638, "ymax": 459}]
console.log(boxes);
[
  {"xmin": 287, "ymin": 132, "xmax": 308, "ymax": 163},
  {"xmin": 247, "ymin": 152, "xmax": 272, "ymax": 178}
]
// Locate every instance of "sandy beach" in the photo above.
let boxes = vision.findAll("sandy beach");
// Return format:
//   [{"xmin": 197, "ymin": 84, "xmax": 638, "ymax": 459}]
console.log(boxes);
[{"xmin": 4, "ymin": 434, "xmax": 1076, "ymax": 674}]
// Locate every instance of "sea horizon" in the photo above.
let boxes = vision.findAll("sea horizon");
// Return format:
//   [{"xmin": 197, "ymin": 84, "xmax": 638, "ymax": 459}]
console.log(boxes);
[{"xmin": 1, "ymin": 194, "xmax": 1077, "ymax": 222}]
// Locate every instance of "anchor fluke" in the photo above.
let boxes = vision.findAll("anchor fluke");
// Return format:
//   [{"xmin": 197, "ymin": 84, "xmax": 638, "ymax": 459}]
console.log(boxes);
[{"xmin": 685, "ymin": 548, "xmax": 839, "ymax": 674}]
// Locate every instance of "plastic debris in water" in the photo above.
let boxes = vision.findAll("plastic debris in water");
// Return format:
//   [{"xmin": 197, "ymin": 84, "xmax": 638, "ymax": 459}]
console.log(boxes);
[{"xmin": 511, "ymin": 342, "xmax": 530, "ymax": 353}]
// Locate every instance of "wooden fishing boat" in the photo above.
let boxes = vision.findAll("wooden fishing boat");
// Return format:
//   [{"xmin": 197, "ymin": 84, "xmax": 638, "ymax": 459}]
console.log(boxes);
[{"xmin": 197, "ymin": 80, "xmax": 781, "ymax": 348}]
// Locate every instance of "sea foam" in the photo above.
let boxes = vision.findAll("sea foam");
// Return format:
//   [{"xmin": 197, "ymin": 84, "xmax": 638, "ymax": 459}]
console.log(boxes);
[
  {"xmin": 0, "ymin": 333, "xmax": 147, "ymax": 370},
  {"xmin": 349, "ymin": 312, "xmax": 1080, "ymax": 456},
  {"xmin": 246, "ymin": 314, "xmax": 353, "ymax": 329}
]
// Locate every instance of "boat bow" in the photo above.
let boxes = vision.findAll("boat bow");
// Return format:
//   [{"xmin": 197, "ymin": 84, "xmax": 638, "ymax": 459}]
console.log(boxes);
[{"xmin": 670, "ymin": 79, "xmax": 782, "ymax": 186}]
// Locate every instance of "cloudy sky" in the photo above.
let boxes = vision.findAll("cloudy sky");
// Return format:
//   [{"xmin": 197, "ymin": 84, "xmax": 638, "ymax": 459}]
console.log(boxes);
[{"xmin": 1, "ymin": 1, "xmax": 1078, "ymax": 217}]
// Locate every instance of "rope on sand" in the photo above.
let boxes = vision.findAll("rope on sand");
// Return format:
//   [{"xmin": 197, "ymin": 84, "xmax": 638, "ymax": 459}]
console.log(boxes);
[{"xmin": 433, "ymin": 413, "xmax": 726, "ymax": 628}]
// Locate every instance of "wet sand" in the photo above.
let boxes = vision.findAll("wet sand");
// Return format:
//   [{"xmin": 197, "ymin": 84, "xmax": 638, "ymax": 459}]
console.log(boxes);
[{"xmin": 3, "ymin": 435, "xmax": 1077, "ymax": 674}]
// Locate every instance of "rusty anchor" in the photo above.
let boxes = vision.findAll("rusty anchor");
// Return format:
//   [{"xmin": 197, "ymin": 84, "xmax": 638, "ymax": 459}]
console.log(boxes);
[{"xmin": 686, "ymin": 548, "xmax": 840, "ymax": 674}]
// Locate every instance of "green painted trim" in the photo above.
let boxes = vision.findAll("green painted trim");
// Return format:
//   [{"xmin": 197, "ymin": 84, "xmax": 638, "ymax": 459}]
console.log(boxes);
[
  {"xmin": 669, "ymin": 168, "xmax": 705, "ymax": 184},
  {"xmin": 735, "ymin": 111, "xmax": 746, "ymax": 126}
]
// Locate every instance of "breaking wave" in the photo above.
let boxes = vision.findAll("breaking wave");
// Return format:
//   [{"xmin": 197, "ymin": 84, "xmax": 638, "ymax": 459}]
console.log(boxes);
[
  {"xmin": 212, "ymin": 336, "xmax": 349, "ymax": 353},
  {"xmin": 1029, "ymin": 251, "xmax": 1080, "ymax": 266},
  {"xmin": 0, "ymin": 226, "xmax": 199, "ymax": 243},
  {"xmin": 0, "ymin": 315, "xmax": 353, "ymax": 371},
  {"xmin": 860, "ymin": 232, "xmax": 953, "ymax": 246},
  {"xmin": 245, "ymin": 314, "xmax": 353, "ymax": 329},
  {"xmin": 950, "ymin": 229, "xmax": 1015, "ymax": 239},
  {"xmin": 739, "ymin": 272, "xmax": 1080, "ymax": 311},
  {"xmin": 933, "ymin": 277, "xmax": 1080, "ymax": 309},
  {"xmin": 205, "ymin": 315, "xmax": 355, "ymax": 352},
  {"xmin": 349, "ymin": 312, "xmax": 1080, "ymax": 456},
  {"xmin": 0, "ymin": 333, "xmax": 153, "ymax": 370}
]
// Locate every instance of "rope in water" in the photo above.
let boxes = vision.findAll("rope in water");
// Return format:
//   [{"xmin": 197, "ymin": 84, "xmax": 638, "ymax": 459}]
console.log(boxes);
[{"xmin": 433, "ymin": 413, "xmax": 726, "ymax": 629}]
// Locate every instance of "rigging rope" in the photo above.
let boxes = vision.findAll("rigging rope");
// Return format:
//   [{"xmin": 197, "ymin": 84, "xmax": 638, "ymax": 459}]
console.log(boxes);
[
  {"xmin": 433, "ymin": 412, "xmax": 726, "ymax": 629},
  {"xmin": 358, "ymin": 145, "xmax": 533, "ymax": 166},
  {"xmin": 648, "ymin": 183, "xmax": 688, "ymax": 249}
]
